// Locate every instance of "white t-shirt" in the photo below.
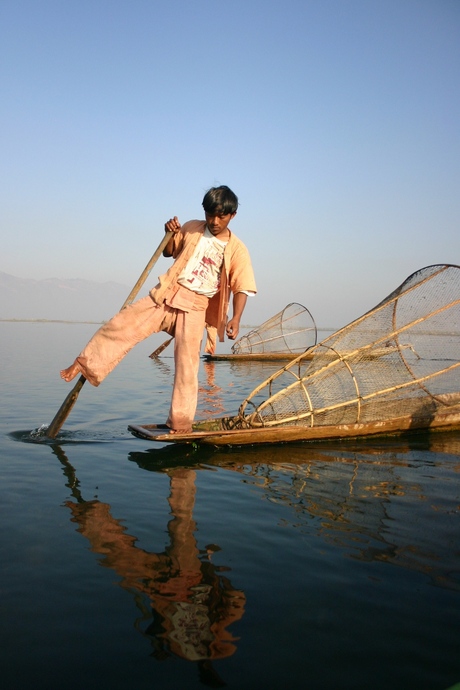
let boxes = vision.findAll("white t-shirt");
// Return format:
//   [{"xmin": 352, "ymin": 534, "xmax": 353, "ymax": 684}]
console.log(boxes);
[{"xmin": 178, "ymin": 227, "xmax": 227, "ymax": 297}]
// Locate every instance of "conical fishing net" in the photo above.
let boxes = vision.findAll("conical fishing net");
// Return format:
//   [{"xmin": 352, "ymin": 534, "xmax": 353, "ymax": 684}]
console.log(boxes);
[
  {"xmin": 231, "ymin": 302, "xmax": 317, "ymax": 355},
  {"xmin": 225, "ymin": 265, "xmax": 460, "ymax": 430}
]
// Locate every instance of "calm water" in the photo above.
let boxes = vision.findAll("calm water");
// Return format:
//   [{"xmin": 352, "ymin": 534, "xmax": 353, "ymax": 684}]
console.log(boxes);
[{"xmin": 1, "ymin": 322, "xmax": 460, "ymax": 690}]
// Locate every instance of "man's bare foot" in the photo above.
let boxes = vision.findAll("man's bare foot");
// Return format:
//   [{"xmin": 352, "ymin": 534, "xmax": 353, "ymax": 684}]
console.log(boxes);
[
  {"xmin": 60, "ymin": 360, "xmax": 81, "ymax": 382},
  {"xmin": 169, "ymin": 428, "xmax": 193, "ymax": 435}
]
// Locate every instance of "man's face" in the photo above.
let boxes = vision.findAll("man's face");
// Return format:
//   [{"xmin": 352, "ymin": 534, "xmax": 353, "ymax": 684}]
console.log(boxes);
[{"xmin": 205, "ymin": 211, "xmax": 236, "ymax": 238}]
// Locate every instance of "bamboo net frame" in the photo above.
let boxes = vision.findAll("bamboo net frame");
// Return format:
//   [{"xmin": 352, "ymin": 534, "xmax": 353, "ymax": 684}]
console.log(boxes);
[
  {"xmin": 223, "ymin": 265, "xmax": 460, "ymax": 430},
  {"xmin": 231, "ymin": 302, "xmax": 317, "ymax": 355}
]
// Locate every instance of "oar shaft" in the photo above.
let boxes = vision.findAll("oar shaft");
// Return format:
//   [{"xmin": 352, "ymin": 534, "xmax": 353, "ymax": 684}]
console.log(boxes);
[
  {"xmin": 149, "ymin": 336, "xmax": 174, "ymax": 358},
  {"xmin": 46, "ymin": 376, "xmax": 86, "ymax": 438},
  {"xmin": 121, "ymin": 232, "xmax": 173, "ymax": 308},
  {"xmin": 45, "ymin": 231, "xmax": 173, "ymax": 439}
]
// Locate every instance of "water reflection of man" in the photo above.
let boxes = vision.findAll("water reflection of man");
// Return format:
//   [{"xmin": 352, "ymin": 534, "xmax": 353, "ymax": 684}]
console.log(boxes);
[
  {"xmin": 66, "ymin": 468, "xmax": 245, "ymax": 686},
  {"xmin": 198, "ymin": 360, "xmax": 226, "ymax": 418}
]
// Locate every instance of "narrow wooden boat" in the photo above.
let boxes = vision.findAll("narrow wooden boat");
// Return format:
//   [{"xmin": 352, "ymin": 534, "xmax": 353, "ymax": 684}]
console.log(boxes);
[
  {"xmin": 203, "ymin": 345, "xmax": 408, "ymax": 362},
  {"xmin": 203, "ymin": 352, "xmax": 310, "ymax": 362},
  {"xmin": 129, "ymin": 405, "xmax": 460, "ymax": 445}
]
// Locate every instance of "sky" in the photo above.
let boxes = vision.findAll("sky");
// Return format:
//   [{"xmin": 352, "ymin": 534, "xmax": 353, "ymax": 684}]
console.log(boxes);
[{"xmin": 1, "ymin": 0, "xmax": 459, "ymax": 329}]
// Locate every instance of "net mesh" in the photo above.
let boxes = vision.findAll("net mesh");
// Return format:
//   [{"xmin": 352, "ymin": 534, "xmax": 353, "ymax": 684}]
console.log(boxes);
[
  {"xmin": 225, "ymin": 265, "xmax": 460, "ymax": 430},
  {"xmin": 231, "ymin": 302, "xmax": 317, "ymax": 354}
]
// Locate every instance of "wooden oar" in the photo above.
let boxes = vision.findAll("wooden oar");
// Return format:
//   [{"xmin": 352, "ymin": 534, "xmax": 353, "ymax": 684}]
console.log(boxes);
[
  {"xmin": 149, "ymin": 336, "xmax": 174, "ymax": 358},
  {"xmin": 45, "ymin": 231, "xmax": 173, "ymax": 439}
]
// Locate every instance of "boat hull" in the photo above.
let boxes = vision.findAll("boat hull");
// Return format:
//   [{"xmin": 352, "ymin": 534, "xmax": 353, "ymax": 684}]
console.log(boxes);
[{"xmin": 128, "ymin": 406, "xmax": 460, "ymax": 446}]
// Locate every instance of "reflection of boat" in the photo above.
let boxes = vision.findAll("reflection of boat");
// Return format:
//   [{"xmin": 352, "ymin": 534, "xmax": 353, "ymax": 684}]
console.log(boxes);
[
  {"xmin": 131, "ymin": 265, "xmax": 460, "ymax": 446},
  {"xmin": 128, "ymin": 429, "xmax": 460, "ymax": 469},
  {"xmin": 129, "ymin": 430, "xmax": 460, "ymax": 592}
]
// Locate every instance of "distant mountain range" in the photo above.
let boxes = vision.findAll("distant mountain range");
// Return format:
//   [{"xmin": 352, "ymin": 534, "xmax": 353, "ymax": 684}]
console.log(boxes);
[{"xmin": 0, "ymin": 271, "xmax": 133, "ymax": 322}]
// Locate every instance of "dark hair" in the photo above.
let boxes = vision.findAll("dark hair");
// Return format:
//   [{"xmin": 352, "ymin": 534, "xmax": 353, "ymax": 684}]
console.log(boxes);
[{"xmin": 202, "ymin": 185, "xmax": 238, "ymax": 215}]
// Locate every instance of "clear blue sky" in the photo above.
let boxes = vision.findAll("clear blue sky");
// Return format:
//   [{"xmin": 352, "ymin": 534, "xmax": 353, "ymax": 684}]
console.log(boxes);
[{"xmin": 1, "ymin": 0, "xmax": 459, "ymax": 328}]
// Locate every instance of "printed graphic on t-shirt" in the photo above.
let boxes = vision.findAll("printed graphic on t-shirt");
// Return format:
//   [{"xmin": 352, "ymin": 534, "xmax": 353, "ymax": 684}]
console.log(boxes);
[{"xmin": 178, "ymin": 233, "xmax": 226, "ymax": 297}]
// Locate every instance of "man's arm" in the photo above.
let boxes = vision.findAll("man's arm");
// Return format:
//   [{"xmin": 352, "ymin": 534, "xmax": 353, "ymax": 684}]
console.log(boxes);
[
  {"xmin": 226, "ymin": 292, "xmax": 248, "ymax": 340},
  {"xmin": 163, "ymin": 216, "xmax": 181, "ymax": 256}
]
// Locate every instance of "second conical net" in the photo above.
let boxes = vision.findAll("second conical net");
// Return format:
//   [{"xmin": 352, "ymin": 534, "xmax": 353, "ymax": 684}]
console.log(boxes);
[{"xmin": 231, "ymin": 302, "xmax": 317, "ymax": 355}]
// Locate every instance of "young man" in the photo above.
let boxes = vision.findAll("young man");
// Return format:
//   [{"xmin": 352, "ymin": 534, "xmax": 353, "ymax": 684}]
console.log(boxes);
[{"xmin": 60, "ymin": 185, "xmax": 257, "ymax": 433}]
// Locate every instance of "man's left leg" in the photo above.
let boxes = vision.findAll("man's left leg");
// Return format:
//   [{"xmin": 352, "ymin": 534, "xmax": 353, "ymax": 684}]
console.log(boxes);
[{"xmin": 166, "ymin": 308, "xmax": 207, "ymax": 433}]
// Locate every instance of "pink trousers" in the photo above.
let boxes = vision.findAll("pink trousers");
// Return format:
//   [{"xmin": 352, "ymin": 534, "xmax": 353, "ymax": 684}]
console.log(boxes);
[{"xmin": 76, "ymin": 291, "xmax": 208, "ymax": 430}]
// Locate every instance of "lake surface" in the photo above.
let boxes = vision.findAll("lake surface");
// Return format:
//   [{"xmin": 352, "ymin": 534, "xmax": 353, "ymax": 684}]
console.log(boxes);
[{"xmin": 1, "ymin": 322, "xmax": 460, "ymax": 690}]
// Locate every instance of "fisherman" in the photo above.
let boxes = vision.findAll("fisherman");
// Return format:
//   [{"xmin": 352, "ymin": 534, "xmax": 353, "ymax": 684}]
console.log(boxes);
[{"xmin": 60, "ymin": 185, "xmax": 257, "ymax": 434}]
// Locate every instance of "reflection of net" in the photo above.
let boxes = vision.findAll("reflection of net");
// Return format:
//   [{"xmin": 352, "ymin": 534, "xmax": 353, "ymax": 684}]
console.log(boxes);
[
  {"xmin": 231, "ymin": 303, "xmax": 317, "ymax": 354},
  {"xmin": 227, "ymin": 265, "xmax": 460, "ymax": 429}
]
